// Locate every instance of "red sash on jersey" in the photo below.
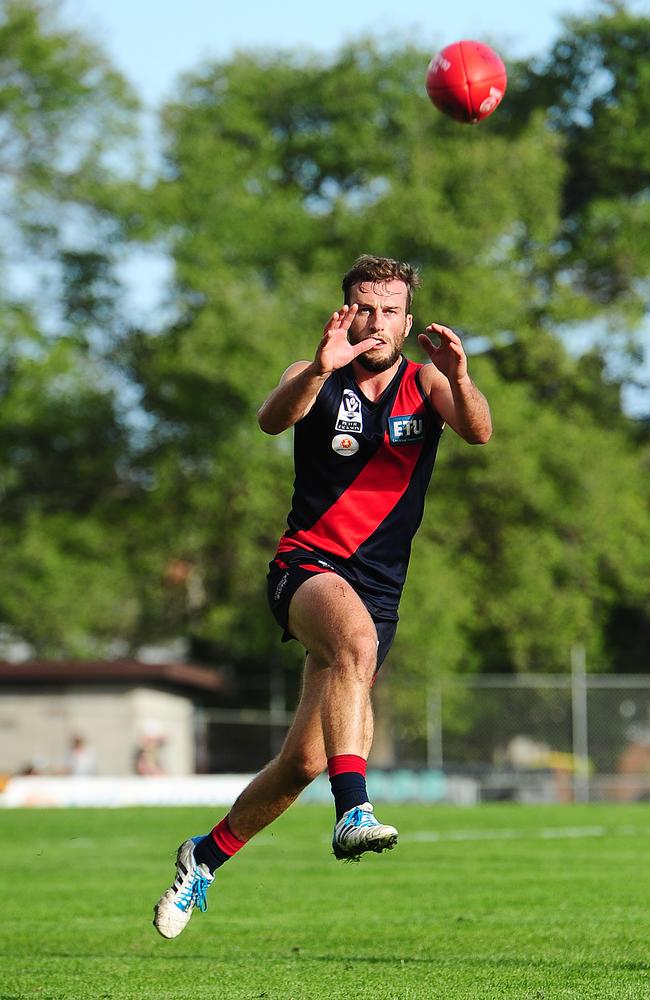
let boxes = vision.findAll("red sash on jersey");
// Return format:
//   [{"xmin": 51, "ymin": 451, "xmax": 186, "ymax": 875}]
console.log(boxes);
[{"xmin": 279, "ymin": 362, "xmax": 427, "ymax": 560}]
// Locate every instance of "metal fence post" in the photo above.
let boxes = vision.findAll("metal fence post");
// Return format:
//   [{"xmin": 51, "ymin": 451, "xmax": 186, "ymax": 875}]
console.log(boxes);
[
  {"xmin": 571, "ymin": 645, "xmax": 590, "ymax": 802},
  {"xmin": 426, "ymin": 684, "xmax": 443, "ymax": 770},
  {"xmin": 269, "ymin": 658, "xmax": 287, "ymax": 758}
]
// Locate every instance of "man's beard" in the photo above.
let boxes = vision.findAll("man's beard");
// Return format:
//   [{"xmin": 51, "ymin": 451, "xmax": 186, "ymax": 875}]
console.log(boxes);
[{"xmin": 355, "ymin": 339, "xmax": 404, "ymax": 373}]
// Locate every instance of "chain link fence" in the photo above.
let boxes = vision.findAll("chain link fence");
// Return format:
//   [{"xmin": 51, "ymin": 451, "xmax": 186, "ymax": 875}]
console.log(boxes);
[
  {"xmin": 199, "ymin": 660, "xmax": 650, "ymax": 804},
  {"xmin": 377, "ymin": 669, "xmax": 650, "ymax": 804}
]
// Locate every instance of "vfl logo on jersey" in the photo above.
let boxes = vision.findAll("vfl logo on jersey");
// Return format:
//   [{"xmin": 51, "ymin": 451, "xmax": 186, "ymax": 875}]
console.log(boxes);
[
  {"xmin": 332, "ymin": 433, "xmax": 359, "ymax": 456},
  {"xmin": 389, "ymin": 415, "xmax": 425, "ymax": 444},
  {"xmin": 335, "ymin": 389, "xmax": 363, "ymax": 433}
]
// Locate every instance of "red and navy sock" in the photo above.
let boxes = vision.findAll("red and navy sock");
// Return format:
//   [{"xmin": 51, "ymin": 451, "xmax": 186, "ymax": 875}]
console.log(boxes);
[
  {"xmin": 328, "ymin": 754, "xmax": 368, "ymax": 821},
  {"xmin": 193, "ymin": 815, "xmax": 246, "ymax": 874}
]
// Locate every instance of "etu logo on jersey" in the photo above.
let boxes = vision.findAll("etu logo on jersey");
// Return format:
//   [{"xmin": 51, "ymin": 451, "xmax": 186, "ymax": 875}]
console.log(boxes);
[{"xmin": 389, "ymin": 415, "xmax": 425, "ymax": 444}]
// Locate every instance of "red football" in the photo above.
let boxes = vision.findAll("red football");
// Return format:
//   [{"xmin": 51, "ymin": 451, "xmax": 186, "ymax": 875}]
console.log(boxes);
[{"xmin": 425, "ymin": 40, "xmax": 507, "ymax": 124}]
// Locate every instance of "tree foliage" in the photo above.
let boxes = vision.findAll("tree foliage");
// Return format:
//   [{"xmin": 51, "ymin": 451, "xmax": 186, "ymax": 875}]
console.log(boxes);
[{"xmin": 0, "ymin": 0, "xmax": 146, "ymax": 655}]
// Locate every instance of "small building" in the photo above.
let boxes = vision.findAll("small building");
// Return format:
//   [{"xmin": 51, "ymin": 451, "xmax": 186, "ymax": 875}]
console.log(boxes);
[{"xmin": 0, "ymin": 660, "xmax": 225, "ymax": 777}]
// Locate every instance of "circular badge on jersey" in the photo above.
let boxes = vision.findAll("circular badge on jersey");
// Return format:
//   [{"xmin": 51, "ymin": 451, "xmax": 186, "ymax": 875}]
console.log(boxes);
[{"xmin": 331, "ymin": 434, "xmax": 359, "ymax": 456}]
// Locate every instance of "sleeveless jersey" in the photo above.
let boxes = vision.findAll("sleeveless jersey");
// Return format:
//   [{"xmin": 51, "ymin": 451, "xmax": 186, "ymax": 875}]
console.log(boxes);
[{"xmin": 275, "ymin": 357, "xmax": 443, "ymax": 620}]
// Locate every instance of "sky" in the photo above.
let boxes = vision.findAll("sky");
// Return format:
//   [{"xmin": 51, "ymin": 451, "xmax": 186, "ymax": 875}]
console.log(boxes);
[{"xmin": 62, "ymin": 0, "xmax": 611, "ymax": 108}]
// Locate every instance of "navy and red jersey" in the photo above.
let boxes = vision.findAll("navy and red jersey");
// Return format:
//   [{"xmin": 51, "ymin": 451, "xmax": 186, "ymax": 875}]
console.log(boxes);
[{"xmin": 274, "ymin": 357, "xmax": 444, "ymax": 620}]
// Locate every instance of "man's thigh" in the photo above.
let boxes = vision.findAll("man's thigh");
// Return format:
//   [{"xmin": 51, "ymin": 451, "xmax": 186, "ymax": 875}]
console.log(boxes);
[{"xmin": 287, "ymin": 572, "xmax": 378, "ymax": 667}]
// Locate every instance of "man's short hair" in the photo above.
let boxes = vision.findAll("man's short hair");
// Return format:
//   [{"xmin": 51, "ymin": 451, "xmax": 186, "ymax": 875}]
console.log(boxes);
[{"xmin": 342, "ymin": 254, "xmax": 421, "ymax": 313}]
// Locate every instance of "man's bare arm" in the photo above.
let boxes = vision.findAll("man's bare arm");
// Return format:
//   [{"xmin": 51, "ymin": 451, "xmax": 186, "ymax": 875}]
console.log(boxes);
[
  {"xmin": 418, "ymin": 324, "xmax": 492, "ymax": 444},
  {"xmin": 257, "ymin": 361, "xmax": 329, "ymax": 435},
  {"xmin": 258, "ymin": 303, "xmax": 381, "ymax": 435}
]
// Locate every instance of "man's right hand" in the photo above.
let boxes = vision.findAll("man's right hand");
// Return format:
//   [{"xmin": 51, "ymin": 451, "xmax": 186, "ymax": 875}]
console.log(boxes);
[
  {"xmin": 258, "ymin": 305, "xmax": 382, "ymax": 434},
  {"xmin": 315, "ymin": 304, "xmax": 382, "ymax": 374}
]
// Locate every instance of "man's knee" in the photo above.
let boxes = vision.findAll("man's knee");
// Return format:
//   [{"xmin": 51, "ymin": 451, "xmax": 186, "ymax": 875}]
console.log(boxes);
[
  {"xmin": 288, "ymin": 574, "xmax": 378, "ymax": 680},
  {"xmin": 279, "ymin": 747, "xmax": 327, "ymax": 789},
  {"xmin": 333, "ymin": 629, "xmax": 378, "ymax": 683}
]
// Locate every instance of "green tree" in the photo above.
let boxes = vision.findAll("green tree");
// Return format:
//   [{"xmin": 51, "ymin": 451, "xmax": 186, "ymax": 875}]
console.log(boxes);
[
  {"xmin": 501, "ymin": 1, "xmax": 650, "ymax": 369},
  {"xmin": 0, "ymin": 0, "xmax": 146, "ymax": 655},
  {"xmin": 0, "ymin": 0, "xmax": 142, "ymax": 314}
]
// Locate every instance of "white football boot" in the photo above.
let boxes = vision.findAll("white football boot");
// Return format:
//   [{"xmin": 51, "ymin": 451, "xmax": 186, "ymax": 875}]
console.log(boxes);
[
  {"xmin": 332, "ymin": 802, "xmax": 398, "ymax": 860},
  {"xmin": 153, "ymin": 837, "xmax": 214, "ymax": 939}
]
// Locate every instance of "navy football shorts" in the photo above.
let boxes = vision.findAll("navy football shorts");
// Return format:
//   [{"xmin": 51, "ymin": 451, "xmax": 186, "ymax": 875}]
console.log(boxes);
[{"xmin": 267, "ymin": 548, "xmax": 398, "ymax": 671}]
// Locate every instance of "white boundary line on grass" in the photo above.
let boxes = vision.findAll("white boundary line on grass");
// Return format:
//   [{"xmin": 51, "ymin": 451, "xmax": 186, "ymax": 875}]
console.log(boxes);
[{"xmin": 401, "ymin": 824, "xmax": 649, "ymax": 843}]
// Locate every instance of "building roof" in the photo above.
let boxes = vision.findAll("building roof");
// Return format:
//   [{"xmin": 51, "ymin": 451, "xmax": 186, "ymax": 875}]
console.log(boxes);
[{"xmin": 0, "ymin": 660, "xmax": 225, "ymax": 693}]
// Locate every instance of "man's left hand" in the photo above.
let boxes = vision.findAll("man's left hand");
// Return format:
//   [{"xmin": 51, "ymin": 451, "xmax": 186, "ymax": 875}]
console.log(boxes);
[{"xmin": 418, "ymin": 324, "xmax": 468, "ymax": 384}]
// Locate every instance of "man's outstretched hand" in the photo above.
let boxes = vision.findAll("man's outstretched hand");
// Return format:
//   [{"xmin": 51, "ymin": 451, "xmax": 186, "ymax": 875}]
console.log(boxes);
[
  {"xmin": 418, "ymin": 323, "xmax": 469, "ymax": 384},
  {"xmin": 315, "ymin": 304, "xmax": 382, "ymax": 375}
]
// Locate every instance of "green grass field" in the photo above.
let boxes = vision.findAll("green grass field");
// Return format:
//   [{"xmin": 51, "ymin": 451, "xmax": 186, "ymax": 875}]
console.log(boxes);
[{"xmin": 3, "ymin": 802, "xmax": 650, "ymax": 999}]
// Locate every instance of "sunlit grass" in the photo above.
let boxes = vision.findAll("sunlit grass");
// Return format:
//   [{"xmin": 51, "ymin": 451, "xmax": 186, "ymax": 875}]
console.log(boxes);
[{"xmin": 3, "ymin": 802, "xmax": 650, "ymax": 998}]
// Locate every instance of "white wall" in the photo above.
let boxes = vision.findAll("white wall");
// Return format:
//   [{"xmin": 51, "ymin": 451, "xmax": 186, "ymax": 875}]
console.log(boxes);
[{"xmin": 0, "ymin": 685, "xmax": 196, "ymax": 776}]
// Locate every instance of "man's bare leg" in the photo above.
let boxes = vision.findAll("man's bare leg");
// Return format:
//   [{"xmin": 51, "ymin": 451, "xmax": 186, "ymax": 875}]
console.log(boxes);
[
  {"xmin": 210, "ymin": 574, "xmax": 388, "ymax": 846},
  {"xmin": 227, "ymin": 654, "xmax": 328, "ymax": 840},
  {"xmin": 286, "ymin": 574, "xmax": 397, "ymax": 858},
  {"xmin": 153, "ymin": 652, "xmax": 330, "ymax": 938},
  {"xmin": 228, "ymin": 669, "xmax": 373, "ymax": 840},
  {"xmin": 153, "ymin": 573, "xmax": 394, "ymax": 937},
  {"xmin": 287, "ymin": 573, "xmax": 379, "ymax": 758},
  {"xmin": 228, "ymin": 573, "xmax": 378, "ymax": 838}
]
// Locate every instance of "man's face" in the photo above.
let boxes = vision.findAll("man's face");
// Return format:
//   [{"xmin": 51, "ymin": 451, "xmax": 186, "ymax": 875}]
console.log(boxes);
[{"xmin": 347, "ymin": 280, "xmax": 413, "ymax": 373}]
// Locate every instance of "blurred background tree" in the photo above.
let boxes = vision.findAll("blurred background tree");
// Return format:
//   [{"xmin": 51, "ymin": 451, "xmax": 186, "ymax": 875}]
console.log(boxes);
[
  {"xmin": 0, "ymin": 0, "xmax": 146, "ymax": 655},
  {"xmin": 1, "ymin": 0, "xmax": 648, "ymax": 683}
]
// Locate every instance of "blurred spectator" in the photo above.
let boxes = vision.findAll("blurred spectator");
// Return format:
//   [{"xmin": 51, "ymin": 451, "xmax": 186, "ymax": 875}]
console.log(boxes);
[
  {"xmin": 616, "ymin": 726, "xmax": 650, "ymax": 801},
  {"xmin": 134, "ymin": 722, "xmax": 167, "ymax": 775},
  {"xmin": 64, "ymin": 734, "xmax": 97, "ymax": 776},
  {"xmin": 16, "ymin": 754, "xmax": 48, "ymax": 776}
]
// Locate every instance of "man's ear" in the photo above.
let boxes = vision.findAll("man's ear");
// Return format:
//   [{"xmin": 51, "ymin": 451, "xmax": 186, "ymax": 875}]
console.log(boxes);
[{"xmin": 405, "ymin": 314, "xmax": 413, "ymax": 337}]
